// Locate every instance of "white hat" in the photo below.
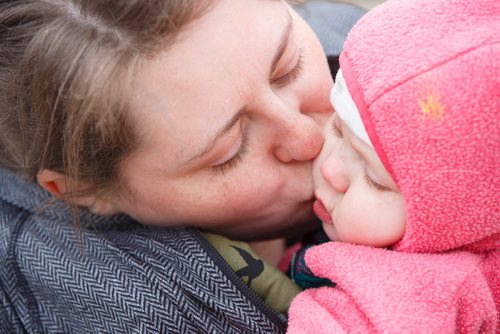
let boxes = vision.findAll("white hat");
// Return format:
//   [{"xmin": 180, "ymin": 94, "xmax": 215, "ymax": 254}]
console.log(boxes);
[{"xmin": 330, "ymin": 69, "xmax": 373, "ymax": 148}]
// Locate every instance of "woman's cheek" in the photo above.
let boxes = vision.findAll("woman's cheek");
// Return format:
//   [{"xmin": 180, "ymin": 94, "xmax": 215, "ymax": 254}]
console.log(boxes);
[{"xmin": 222, "ymin": 172, "xmax": 277, "ymax": 209}]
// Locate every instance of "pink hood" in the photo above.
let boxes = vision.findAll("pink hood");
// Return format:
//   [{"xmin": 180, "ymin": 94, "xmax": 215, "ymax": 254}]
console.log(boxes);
[{"xmin": 339, "ymin": 0, "xmax": 500, "ymax": 253}]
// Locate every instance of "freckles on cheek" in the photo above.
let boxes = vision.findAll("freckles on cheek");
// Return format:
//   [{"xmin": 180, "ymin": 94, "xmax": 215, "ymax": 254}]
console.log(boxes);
[
  {"xmin": 216, "ymin": 180, "xmax": 234, "ymax": 199},
  {"xmin": 220, "ymin": 177, "xmax": 269, "ymax": 209}
]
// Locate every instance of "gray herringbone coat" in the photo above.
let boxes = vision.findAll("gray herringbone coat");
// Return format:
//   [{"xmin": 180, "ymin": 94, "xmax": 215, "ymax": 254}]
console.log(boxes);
[{"xmin": 0, "ymin": 168, "xmax": 286, "ymax": 333}]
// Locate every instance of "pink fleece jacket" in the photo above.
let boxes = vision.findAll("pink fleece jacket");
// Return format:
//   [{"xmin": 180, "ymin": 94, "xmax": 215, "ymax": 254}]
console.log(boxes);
[{"xmin": 288, "ymin": 0, "xmax": 499, "ymax": 332}]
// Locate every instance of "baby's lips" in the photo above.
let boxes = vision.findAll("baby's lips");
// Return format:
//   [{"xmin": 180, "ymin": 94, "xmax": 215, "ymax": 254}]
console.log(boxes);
[{"xmin": 313, "ymin": 199, "xmax": 333, "ymax": 224}]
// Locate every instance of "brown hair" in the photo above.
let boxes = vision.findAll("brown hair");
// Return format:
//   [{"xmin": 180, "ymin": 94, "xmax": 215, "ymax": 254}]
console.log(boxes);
[{"xmin": 0, "ymin": 0, "xmax": 213, "ymax": 199}]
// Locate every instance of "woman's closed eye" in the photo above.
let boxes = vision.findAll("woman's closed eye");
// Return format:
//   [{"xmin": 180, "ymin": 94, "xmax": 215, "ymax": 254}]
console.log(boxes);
[
  {"xmin": 272, "ymin": 51, "xmax": 303, "ymax": 87},
  {"xmin": 210, "ymin": 131, "xmax": 250, "ymax": 175}
]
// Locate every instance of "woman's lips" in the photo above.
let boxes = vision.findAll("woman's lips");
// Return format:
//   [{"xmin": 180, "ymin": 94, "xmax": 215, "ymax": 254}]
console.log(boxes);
[{"xmin": 313, "ymin": 199, "xmax": 333, "ymax": 224}]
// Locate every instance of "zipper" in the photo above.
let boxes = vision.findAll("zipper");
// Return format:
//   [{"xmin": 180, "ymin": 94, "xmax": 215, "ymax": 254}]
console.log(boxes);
[{"xmin": 190, "ymin": 228, "xmax": 288, "ymax": 332}]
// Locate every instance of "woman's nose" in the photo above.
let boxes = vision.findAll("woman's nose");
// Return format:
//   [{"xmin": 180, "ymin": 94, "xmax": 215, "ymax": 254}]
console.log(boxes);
[
  {"xmin": 320, "ymin": 149, "xmax": 349, "ymax": 193},
  {"xmin": 273, "ymin": 113, "xmax": 324, "ymax": 163}
]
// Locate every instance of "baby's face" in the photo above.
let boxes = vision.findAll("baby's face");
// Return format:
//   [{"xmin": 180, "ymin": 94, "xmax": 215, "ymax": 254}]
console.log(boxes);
[{"xmin": 312, "ymin": 113, "xmax": 407, "ymax": 247}]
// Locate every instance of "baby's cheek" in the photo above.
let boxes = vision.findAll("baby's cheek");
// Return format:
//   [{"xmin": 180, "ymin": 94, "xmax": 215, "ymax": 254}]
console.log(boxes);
[
  {"xmin": 332, "ymin": 210, "xmax": 361, "ymax": 244},
  {"xmin": 386, "ymin": 199, "xmax": 408, "ymax": 243},
  {"xmin": 335, "ymin": 211, "xmax": 381, "ymax": 246}
]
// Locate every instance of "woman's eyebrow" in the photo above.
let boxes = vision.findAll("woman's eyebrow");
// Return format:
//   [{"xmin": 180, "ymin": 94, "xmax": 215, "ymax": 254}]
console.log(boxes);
[{"xmin": 270, "ymin": 10, "xmax": 293, "ymax": 76}]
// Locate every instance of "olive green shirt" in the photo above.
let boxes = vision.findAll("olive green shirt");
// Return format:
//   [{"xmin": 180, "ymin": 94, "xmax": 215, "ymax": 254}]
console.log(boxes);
[{"xmin": 203, "ymin": 233, "xmax": 301, "ymax": 314}]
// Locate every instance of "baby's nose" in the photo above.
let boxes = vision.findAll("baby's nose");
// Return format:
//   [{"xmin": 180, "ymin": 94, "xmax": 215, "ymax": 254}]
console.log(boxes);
[{"xmin": 320, "ymin": 153, "xmax": 349, "ymax": 193}]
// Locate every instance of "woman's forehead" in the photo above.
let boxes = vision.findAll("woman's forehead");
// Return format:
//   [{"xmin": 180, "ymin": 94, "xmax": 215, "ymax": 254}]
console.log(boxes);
[{"xmin": 130, "ymin": 0, "xmax": 289, "ymax": 105}]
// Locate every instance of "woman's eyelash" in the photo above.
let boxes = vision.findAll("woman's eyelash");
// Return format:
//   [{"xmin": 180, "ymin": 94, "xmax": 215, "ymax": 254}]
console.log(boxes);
[
  {"xmin": 272, "ymin": 53, "xmax": 304, "ymax": 86},
  {"xmin": 211, "ymin": 132, "xmax": 250, "ymax": 175},
  {"xmin": 364, "ymin": 174, "xmax": 388, "ymax": 191}
]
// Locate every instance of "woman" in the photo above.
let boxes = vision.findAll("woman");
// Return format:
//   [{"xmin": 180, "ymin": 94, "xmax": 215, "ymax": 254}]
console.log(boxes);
[{"xmin": 0, "ymin": 0, "xmax": 363, "ymax": 332}]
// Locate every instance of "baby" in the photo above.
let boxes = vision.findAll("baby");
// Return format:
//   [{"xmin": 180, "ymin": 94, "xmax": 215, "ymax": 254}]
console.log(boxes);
[{"xmin": 287, "ymin": 0, "xmax": 499, "ymax": 332}]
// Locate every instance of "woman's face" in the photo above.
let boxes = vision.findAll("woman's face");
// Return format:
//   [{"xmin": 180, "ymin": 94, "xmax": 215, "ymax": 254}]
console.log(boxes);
[{"xmin": 110, "ymin": 0, "xmax": 333, "ymax": 240}]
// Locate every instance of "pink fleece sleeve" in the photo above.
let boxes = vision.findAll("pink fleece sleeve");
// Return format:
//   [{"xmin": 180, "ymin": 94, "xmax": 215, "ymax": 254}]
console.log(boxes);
[
  {"xmin": 287, "ymin": 286, "xmax": 372, "ymax": 334},
  {"xmin": 286, "ymin": 242, "xmax": 497, "ymax": 333}
]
